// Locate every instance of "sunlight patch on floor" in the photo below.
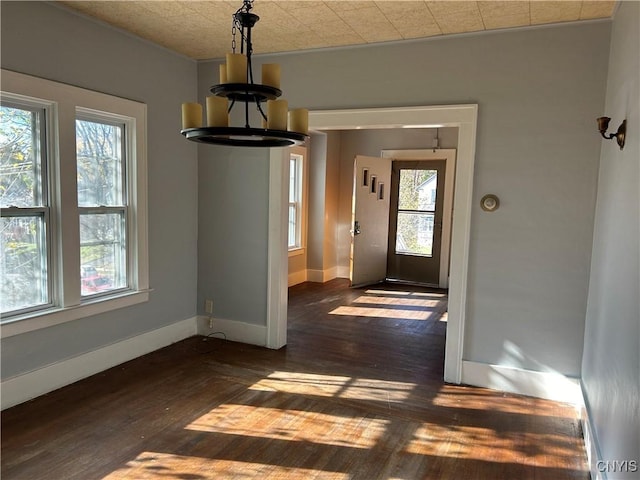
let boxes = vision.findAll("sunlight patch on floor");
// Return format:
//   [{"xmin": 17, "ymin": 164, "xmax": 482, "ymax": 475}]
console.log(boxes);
[
  {"xmin": 405, "ymin": 424, "xmax": 585, "ymax": 467},
  {"xmin": 352, "ymin": 295, "xmax": 444, "ymax": 308},
  {"xmin": 329, "ymin": 305, "xmax": 434, "ymax": 320},
  {"xmin": 186, "ymin": 404, "xmax": 390, "ymax": 449},
  {"xmin": 431, "ymin": 384, "xmax": 577, "ymax": 417},
  {"xmin": 102, "ymin": 452, "xmax": 352, "ymax": 480},
  {"xmin": 250, "ymin": 371, "xmax": 417, "ymax": 404}
]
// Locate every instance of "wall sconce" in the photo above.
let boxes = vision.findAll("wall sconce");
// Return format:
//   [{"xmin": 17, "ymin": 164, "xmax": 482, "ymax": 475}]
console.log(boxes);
[{"xmin": 597, "ymin": 117, "xmax": 626, "ymax": 150}]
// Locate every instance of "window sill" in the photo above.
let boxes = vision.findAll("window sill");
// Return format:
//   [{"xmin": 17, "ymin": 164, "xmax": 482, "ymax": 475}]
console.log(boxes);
[
  {"xmin": 288, "ymin": 247, "xmax": 305, "ymax": 258},
  {"xmin": 0, "ymin": 289, "xmax": 151, "ymax": 339}
]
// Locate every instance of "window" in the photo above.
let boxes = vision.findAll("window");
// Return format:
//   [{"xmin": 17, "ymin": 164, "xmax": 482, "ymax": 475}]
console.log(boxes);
[
  {"xmin": 395, "ymin": 168, "xmax": 438, "ymax": 257},
  {"xmin": 1, "ymin": 70, "xmax": 148, "ymax": 337},
  {"xmin": 0, "ymin": 102, "xmax": 51, "ymax": 314},
  {"xmin": 288, "ymin": 147, "xmax": 306, "ymax": 252},
  {"xmin": 76, "ymin": 116, "xmax": 127, "ymax": 297}
]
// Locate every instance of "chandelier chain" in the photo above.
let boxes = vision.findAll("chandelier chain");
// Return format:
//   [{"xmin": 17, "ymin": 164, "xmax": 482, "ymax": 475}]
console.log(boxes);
[{"xmin": 231, "ymin": 19, "xmax": 236, "ymax": 53}]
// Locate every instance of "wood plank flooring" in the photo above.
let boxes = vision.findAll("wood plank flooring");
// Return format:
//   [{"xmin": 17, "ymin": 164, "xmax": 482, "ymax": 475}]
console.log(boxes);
[{"xmin": 1, "ymin": 279, "xmax": 589, "ymax": 479}]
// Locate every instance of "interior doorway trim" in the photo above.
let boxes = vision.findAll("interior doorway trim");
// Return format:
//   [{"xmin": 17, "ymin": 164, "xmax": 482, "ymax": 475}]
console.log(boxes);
[
  {"xmin": 267, "ymin": 105, "xmax": 477, "ymax": 383},
  {"xmin": 310, "ymin": 104, "xmax": 477, "ymax": 384}
]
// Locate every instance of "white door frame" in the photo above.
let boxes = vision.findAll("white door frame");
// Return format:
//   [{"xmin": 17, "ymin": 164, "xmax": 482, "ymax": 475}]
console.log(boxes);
[
  {"xmin": 267, "ymin": 104, "xmax": 478, "ymax": 384},
  {"xmin": 381, "ymin": 149, "xmax": 456, "ymax": 289}
]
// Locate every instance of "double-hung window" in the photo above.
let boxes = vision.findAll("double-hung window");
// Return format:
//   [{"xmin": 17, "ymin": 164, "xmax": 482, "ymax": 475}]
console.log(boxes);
[
  {"xmin": 0, "ymin": 100, "xmax": 51, "ymax": 314},
  {"xmin": 76, "ymin": 115, "xmax": 128, "ymax": 297},
  {"xmin": 1, "ymin": 70, "xmax": 148, "ymax": 337},
  {"xmin": 288, "ymin": 147, "xmax": 306, "ymax": 252}
]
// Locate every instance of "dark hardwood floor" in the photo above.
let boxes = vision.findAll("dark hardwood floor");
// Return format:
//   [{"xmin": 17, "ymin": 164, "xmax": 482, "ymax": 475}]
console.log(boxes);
[{"xmin": 1, "ymin": 279, "xmax": 588, "ymax": 479}]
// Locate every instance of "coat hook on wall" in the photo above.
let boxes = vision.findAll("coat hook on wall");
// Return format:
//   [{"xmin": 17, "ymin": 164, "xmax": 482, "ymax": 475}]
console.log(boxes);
[{"xmin": 597, "ymin": 117, "xmax": 626, "ymax": 150}]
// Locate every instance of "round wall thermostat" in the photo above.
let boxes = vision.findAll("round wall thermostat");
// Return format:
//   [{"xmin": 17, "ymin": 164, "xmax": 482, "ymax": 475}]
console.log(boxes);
[{"xmin": 480, "ymin": 194, "xmax": 500, "ymax": 212}]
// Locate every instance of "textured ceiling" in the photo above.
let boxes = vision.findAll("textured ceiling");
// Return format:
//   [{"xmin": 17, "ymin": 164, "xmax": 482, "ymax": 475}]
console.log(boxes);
[{"xmin": 57, "ymin": 1, "xmax": 617, "ymax": 60}]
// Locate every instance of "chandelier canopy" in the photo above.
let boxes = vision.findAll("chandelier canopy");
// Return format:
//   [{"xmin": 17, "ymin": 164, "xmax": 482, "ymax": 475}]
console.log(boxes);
[{"xmin": 180, "ymin": 0, "xmax": 309, "ymax": 147}]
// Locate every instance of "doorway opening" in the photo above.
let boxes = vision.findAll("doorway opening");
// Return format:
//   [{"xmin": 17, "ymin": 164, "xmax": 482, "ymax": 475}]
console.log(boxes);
[{"xmin": 271, "ymin": 105, "xmax": 478, "ymax": 384}]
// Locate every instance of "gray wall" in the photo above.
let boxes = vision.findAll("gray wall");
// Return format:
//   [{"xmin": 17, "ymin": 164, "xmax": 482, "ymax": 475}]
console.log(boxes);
[
  {"xmin": 582, "ymin": 0, "xmax": 639, "ymax": 473},
  {"xmin": 1, "ymin": 2, "xmax": 198, "ymax": 378},
  {"xmin": 200, "ymin": 21, "xmax": 610, "ymax": 376},
  {"xmin": 307, "ymin": 133, "xmax": 329, "ymax": 272},
  {"xmin": 197, "ymin": 145, "xmax": 271, "ymax": 325},
  {"xmin": 323, "ymin": 131, "xmax": 341, "ymax": 272}
]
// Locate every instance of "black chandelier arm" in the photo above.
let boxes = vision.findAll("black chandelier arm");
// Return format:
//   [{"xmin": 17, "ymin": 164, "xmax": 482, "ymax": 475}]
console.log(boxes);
[
  {"xmin": 228, "ymin": 97, "xmax": 236, "ymax": 113},
  {"xmin": 256, "ymin": 99, "xmax": 267, "ymax": 121},
  {"xmin": 244, "ymin": 87, "xmax": 250, "ymax": 128}
]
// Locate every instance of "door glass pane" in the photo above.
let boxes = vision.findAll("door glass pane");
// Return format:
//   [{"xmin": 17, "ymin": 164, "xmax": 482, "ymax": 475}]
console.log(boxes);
[
  {"xmin": 0, "ymin": 106, "xmax": 43, "ymax": 207},
  {"xmin": 1, "ymin": 215, "xmax": 48, "ymax": 311},
  {"xmin": 398, "ymin": 169, "xmax": 437, "ymax": 211},
  {"xmin": 80, "ymin": 213, "xmax": 126, "ymax": 296},
  {"xmin": 395, "ymin": 212, "xmax": 434, "ymax": 257},
  {"xmin": 76, "ymin": 119, "xmax": 124, "ymax": 207}
]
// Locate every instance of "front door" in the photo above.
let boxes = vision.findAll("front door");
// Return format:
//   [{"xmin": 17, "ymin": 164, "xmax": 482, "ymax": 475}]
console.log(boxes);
[
  {"xmin": 350, "ymin": 155, "xmax": 392, "ymax": 287},
  {"xmin": 387, "ymin": 160, "xmax": 446, "ymax": 286}
]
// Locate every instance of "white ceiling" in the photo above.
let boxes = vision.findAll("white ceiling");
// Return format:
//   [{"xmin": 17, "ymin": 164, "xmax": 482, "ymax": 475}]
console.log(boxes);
[{"xmin": 57, "ymin": 1, "xmax": 617, "ymax": 60}]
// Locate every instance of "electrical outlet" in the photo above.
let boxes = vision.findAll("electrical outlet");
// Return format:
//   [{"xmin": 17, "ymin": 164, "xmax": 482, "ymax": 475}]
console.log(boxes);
[
  {"xmin": 208, "ymin": 317, "xmax": 214, "ymax": 329},
  {"xmin": 205, "ymin": 299, "xmax": 213, "ymax": 314}
]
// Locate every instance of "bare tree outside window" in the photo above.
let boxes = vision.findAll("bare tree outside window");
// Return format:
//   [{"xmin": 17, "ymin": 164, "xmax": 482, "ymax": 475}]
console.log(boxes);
[
  {"xmin": 76, "ymin": 119, "xmax": 127, "ymax": 296},
  {"xmin": 0, "ymin": 105, "xmax": 49, "ymax": 313},
  {"xmin": 395, "ymin": 169, "xmax": 437, "ymax": 257}
]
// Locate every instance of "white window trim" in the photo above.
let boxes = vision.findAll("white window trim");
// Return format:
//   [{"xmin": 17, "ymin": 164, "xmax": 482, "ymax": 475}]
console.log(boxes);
[
  {"xmin": 287, "ymin": 145, "xmax": 307, "ymax": 255},
  {"xmin": 1, "ymin": 69, "xmax": 149, "ymax": 338}
]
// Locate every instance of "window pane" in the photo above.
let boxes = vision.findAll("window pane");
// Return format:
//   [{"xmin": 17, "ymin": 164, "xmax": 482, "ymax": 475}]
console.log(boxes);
[
  {"xmin": 288, "ymin": 153, "xmax": 303, "ymax": 250},
  {"xmin": 395, "ymin": 212, "xmax": 434, "ymax": 257},
  {"xmin": 289, "ymin": 157, "xmax": 297, "ymax": 203},
  {"xmin": 398, "ymin": 169, "xmax": 437, "ymax": 211},
  {"xmin": 80, "ymin": 213, "xmax": 126, "ymax": 296},
  {"xmin": 1, "ymin": 215, "xmax": 48, "ymax": 312},
  {"xmin": 288, "ymin": 203, "xmax": 297, "ymax": 248},
  {"xmin": 0, "ymin": 106, "xmax": 42, "ymax": 207},
  {"xmin": 76, "ymin": 119, "xmax": 124, "ymax": 207}
]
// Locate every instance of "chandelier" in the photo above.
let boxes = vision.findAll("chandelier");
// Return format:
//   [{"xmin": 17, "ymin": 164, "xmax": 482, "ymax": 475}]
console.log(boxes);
[{"xmin": 180, "ymin": 0, "xmax": 309, "ymax": 147}]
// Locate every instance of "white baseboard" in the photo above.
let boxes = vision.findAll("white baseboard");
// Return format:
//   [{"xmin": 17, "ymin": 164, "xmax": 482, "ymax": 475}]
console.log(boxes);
[
  {"xmin": 288, "ymin": 269, "xmax": 307, "ymax": 287},
  {"xmin": 580, "ymin": 382, "xmax": 606, "ymax": 480},
  {"xmin": 197, "ymin": 315, "xmax": 267, "ymax": 347},
  {"xmin": 307, "ymin": 266, "xmax": 340, "ymax": 283},
  {"xmin": 336, "ymin": 266, "xmax": 350, "ymax": 279},
  {"xmin": 306, "ymin": 269, "xmax": 324, "ymax": 283},
  {"xmin": 1, "ymin": 317, "xmax": 198, "ymax": 410},
  {"xmin": 290, "ymin": 267, "xmax": 343, "ymax": 286},
  {"xmin": 461, "ymin": 360, "xmax": 583, "ymax": 405}
]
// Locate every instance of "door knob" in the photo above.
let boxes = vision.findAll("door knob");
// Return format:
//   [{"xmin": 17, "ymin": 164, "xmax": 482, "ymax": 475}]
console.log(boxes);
[{"xmin": 351, "ymin": 220, "xmax": 361, "ymax": 235}]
